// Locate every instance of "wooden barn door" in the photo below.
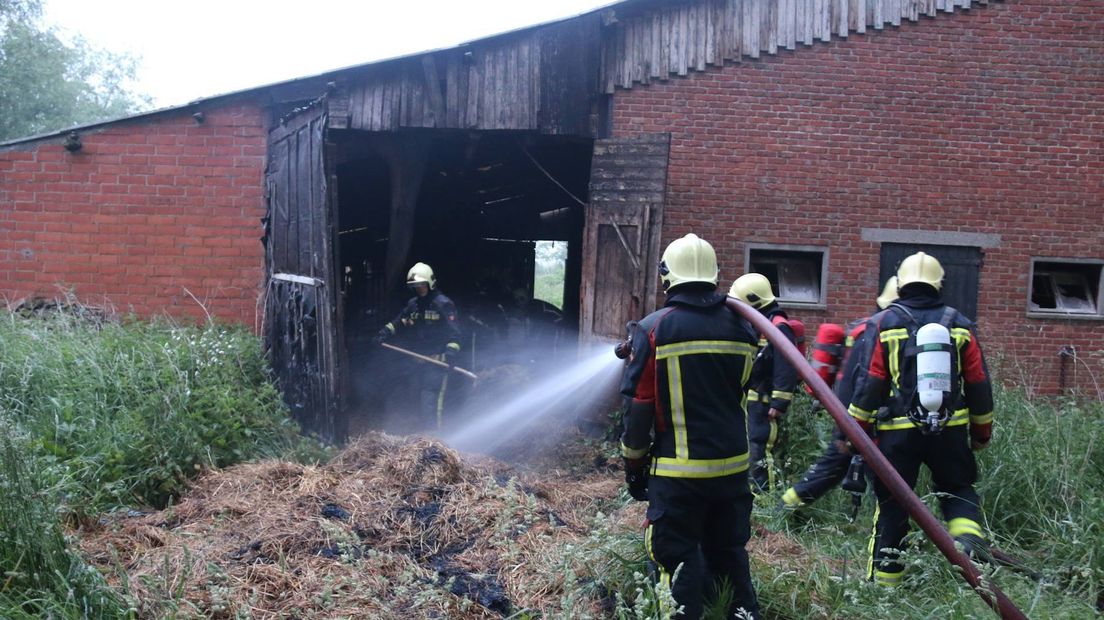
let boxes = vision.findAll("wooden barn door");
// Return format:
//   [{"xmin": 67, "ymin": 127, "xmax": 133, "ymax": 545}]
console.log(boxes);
[
  {"xmin": 879, "ymin": 243, "xmax": 983, "ymax": 321},
  {"xmin": 580, "ymin": 133, "xmax": 670, "ymax": 342},
  {"xmin": 263, "ymin": 102, "xmax": 345, "ymax": 443}
]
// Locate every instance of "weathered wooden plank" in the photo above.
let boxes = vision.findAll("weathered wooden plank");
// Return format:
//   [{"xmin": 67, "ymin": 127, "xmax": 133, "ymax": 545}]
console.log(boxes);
[
  {"xmin": 742, "ymin": 0, "xmax": 759, "ymax": 58},
  {"xmin": 723, "ymin": 0, "xmax": 739, "ymax": 61},
  {"xmin": 675, "ymin": 4, "xmax": 687, "ymax": 76},
  {"xmin": 694, "ymin": 1, "xmax": 707, "ymax": 72},
  {"xmin": 763, "ymin": 0, "xmax": 778, "ymax": 54},
  {"xmin": 783, "ymin": 0, "xmax": 796, "ymax": 51},
  {"xmin": 837, "ymin": 0, "xmax": 850, "ymax": 37},
  {"xmin": 421, "ymin": 55, "xmax": 445, "ymax": 128}
]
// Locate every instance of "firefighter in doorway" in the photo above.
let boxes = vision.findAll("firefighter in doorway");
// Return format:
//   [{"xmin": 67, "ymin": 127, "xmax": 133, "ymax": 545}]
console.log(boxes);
[
  {"xmin": 780, "ymin": 276, "xmax": 899, "ymax": 511},
  {"xmin": 375, "ymin": 262, "xmax": 462, "ymax": 429},
  {"xmin": 846, "ymin": 252, "xmax": 994, "ymax": 586},
  {"xmin": 728, "ymin": 273, "xmax": 800, "ymax": 493},
  {"xmin": 620, "ymin": 233, "xmax": 761, "ymax": 619}
]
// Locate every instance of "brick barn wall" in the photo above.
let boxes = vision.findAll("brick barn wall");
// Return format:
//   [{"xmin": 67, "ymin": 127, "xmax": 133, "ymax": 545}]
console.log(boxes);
[
  {"xmin": 0, "ymin": 102, "xmax": 268, "ymax": 327},
  {"xmin": 611, "ymin": 0, "xmax": 1104, "ymax": 395}
]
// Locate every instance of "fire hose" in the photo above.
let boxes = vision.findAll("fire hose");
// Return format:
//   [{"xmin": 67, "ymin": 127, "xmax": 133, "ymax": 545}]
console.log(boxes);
[{"xmin": 725, "ymin": 296, "xmax": 1028, "ymax": 620}]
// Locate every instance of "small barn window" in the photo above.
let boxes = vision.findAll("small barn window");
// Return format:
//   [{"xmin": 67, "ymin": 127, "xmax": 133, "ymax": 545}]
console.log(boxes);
[
  {"xmin": 745, "ymin": 245, "xmax": 828, "ymax": 308},
  {"xmin": 1028, "ymin": 259, "xmax": 1103, "ymax": 318}
]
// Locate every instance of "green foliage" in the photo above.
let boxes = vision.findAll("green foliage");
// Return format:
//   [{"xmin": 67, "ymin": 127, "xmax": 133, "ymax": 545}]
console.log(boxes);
[
  {"xmin": 0, "ymin": 425, "xmax": 130, "ymax": 619},
  {"xmin": 0, "ymin": 0, "xmax": 151, "ymax": 141},
  {"xmin": 0, "ymin": 309, "xmax": 326, "ymax": 514},
  {"xmin": 533, "ymin": 240, "xmax": 567, "ymax": 309}
]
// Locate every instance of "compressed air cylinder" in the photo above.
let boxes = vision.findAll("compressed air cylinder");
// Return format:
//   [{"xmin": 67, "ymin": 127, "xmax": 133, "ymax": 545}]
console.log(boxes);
[{"xmin": 916, "ymin": 323, "xmax": 952, "ymax": 412}]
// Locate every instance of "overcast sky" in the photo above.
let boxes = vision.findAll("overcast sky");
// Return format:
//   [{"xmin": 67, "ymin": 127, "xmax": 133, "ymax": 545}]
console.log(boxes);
[{"xmin": 42, "ymin": 0, "xmax": 617, "ymax": 110}]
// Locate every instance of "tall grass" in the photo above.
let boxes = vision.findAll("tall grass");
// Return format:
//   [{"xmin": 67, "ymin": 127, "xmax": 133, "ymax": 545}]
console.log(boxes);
[
  {"xmin": 0, "ymin": 424, "xmax": 130, "ymax": 619},
  {"xmin": 0, "ymin": 309, "xmax": 325, "ymax": 515}
]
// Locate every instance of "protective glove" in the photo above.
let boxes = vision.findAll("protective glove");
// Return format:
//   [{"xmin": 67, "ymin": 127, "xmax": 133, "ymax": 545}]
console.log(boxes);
[
  {"xmin": 623, "ymin": 457, "xmax": 649, "ymax": 502},
  {"xmin": 372, "ymin": 328, "xmax": 390, "ymax": 345},
  {"xmin": 970, "ymin": 422, "xmax": 992, "ymax": 451},
  {"xmin": 767, "ymin": 407, "xmax": 785, "ymax": 421},
  {"xmin": 442, "ymin": 346, "xmax": 459, "ymax": 365}
]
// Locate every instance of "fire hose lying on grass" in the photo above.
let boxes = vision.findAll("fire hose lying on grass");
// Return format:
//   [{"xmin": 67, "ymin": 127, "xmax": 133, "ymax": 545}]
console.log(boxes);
[{"xmin": 725, "ymin": 296, "xmax": 1029, "ymax": 620}]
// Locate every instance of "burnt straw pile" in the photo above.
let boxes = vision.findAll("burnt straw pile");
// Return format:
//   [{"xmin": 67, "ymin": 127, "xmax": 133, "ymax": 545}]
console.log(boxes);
[{"xmin": 79, "ymin": 432, "xmax": 637, "ymax": 619}]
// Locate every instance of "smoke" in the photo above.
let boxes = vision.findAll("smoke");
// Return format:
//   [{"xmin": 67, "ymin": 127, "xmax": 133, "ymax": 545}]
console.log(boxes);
[{"xmin": 440, "ymin": 343, "xmax": 623, "ymax": 456}]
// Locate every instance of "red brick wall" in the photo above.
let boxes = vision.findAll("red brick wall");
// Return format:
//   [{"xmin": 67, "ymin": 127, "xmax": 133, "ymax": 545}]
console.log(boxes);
[
  {"xmin": 0, "ymin": 102, "xmax": 268, "ymax": 327},
  {"xmin": 612, "ymin": 0, "xmax": 1104, "ymax": 395}
]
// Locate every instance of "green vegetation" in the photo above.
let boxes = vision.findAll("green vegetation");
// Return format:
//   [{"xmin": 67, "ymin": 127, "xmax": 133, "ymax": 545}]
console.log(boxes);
[
  {"xmin": 0, "ymin": 0, "xmax": 151, "ymax": 141},
  {"xmin": 0, "ymin": 309, "xmax": 326, "ymax": 515},
  {"xmin": 534, "ymin": 240, "xmax": 567, "ymax": 309}
]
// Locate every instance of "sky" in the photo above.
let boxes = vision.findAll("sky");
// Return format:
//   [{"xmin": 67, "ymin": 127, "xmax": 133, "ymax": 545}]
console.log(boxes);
[{"xmin": 42, "ymin": 0, "xmax": 617, "ymax": 110}]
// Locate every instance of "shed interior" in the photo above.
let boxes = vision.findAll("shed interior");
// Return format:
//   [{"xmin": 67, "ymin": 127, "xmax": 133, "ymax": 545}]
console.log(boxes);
[{"xmin": 331, "ymin": 129, "xmax": 593, "ymax": 430}]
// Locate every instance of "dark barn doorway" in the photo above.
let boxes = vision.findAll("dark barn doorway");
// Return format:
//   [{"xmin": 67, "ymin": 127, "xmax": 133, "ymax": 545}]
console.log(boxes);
[{"xmin": 331, "ymin": 129, "xmax": 592, "ymax": 434}]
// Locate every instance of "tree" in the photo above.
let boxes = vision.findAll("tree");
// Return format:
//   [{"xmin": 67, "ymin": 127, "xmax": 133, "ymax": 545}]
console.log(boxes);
[{"xmin": 0, "ymin": 0, "xmax": 151, "ymax": 141}]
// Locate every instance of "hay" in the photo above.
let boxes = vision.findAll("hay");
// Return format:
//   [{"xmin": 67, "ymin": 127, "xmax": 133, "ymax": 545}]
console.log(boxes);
[{"xmin": 79, "ymin": 432, "xmax": 624, "ymax": 619}]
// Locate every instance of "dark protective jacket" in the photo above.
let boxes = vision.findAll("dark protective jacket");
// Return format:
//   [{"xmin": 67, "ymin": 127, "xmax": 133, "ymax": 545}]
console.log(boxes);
[
  {"xmin": 833, "ymin": 318, "xmax": 871, "ymax": 408},
  {"xmin": 620, "ymin": 286, "xmax": 759, "ymax": 478},
  {"xmin": 383, "ymin": 289, "xmax": 462, "ymax": 357},
  {"xmin": 847, "ymin": 292, "xmax": 993, "ymax": 433},
  {"xmin": 746, "ymin": 305, "xmax": 799, "ymax": 413}
]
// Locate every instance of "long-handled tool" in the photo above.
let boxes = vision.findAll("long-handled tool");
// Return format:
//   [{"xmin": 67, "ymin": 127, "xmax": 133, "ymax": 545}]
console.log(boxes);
[{"xmin": 380, "ymin": 342, "xmax": 478, "ymax": 380}]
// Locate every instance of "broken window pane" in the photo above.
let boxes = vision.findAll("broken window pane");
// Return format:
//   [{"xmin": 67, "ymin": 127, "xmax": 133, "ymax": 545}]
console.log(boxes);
[
  {"xmin": 1029, "ymin": 261, "xmax": 1102, "ymax": 315},
  {"xmin": 749, "ymin": 248, "xmax": 825, "ymax": 305}
]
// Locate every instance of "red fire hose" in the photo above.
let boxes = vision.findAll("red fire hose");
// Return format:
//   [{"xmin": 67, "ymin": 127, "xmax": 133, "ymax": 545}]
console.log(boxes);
[{"xmin": 725, "ymin": 297, "xmax": 1027, "ymax": 620}]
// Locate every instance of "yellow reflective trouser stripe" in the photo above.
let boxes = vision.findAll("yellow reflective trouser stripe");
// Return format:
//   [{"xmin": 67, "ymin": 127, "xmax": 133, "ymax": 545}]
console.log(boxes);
[
  {"xmin": 971, "ymin": 411, "xmax": 993, "ymax": 425},
  {"xmin": 655, "ymin": 340, "xmax": 757, "ymax": 360},
  {"xmin": 875, "ymin": 570, "xmax": 904, "ymax": 586},
  {"xmin": 878, "ymin": 408, "xmax": 968, "ymax": 431},
  {"xmin": 867, "ymin": 503, "xmax": 880, "ymax": 581},
  {"xmin": 435, "ymin": 374, "xmax": 449, "ymax": 429},
  {"xmin": 849, "ymin": 404, "xmax": 876, "ymax": 423},
  {"xmin": 652, "ymin": 453, "xmax": 750, "ymax": 478},
  {"xmin": 645, "ymin": 524, "xmax": 674, "ymax": 618},
  {"xmin": 668, "ymin": 357, "xmax": 689, "ymax": 460},
  {"xmin": 771, "ymin": 390, "xmax": 793, "ymax": 401},
  {"xmin": 948, "ymin": 518, "xmax": 984, "ymax": 539},
  {"xmin": 766, "ymin": 419, "xmax": 778, "ymax": 490},
  {"xmin": 621, "ymin": 441, "xmax": 649, "ymax": 460},
  {"xmin": 747, "ymin": 389, "xmax": 769, "ymax": 403}
]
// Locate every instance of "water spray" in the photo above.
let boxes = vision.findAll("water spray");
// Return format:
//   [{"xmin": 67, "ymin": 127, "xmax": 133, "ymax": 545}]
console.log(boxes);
[{"xmin": 442, "ymin": 345, "xmax": 622, "ymax": 455}]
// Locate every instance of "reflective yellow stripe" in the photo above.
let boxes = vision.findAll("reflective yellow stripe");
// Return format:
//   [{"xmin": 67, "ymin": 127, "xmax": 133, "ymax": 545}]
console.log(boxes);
[
  {"xmin": 747, "ymin": 389, "xmax": 769, "ymax": 404},
  {"xmin": 435, "ymin": 374, "xmax": 449, "ymax": 429},
  {"xmin": 948, "ymin": 518, "xmax": 984, "ymax": 539},
  {"xmin": 877, "ymin": 408, "xmax": 968, "ymax": 431},
  {"xmin": 646, "ymin": 524, "xmax": 674, "ymax": 617},
  {"xmin": 849, "ymin": 404, "xmax": 876, "ymax": 423},
  {"xmin": 652, "ymin": 453, "xmax": 750, "ymax": 478},
  {"xmin": 970, "ymin": 412, "xmax": 993, "ymax": 425},
  {"xmin": 385, "ymin": 323, "xmax": 397, "ymax": 335},
  {"xmin": 875, "ymin": 570, "xmax": 904, "ymax": 586},
  {"xmin": 621, "ymin": 442, "xmax": 649, "ymax": 460},
  {"xmin": 867, "ymin": 503, "xmax": 880, "ymax": 580},
  {"xmin": 771, "ymin": 390, "xmax": 793, "ymax": 401},
  {"xmin": 883, "ymin": 331, "xmax": 908, "ymax": 391},
  {"xmin": 667, "ymin": 357, "xmax": 689, "ymax": 460},
  {"xmin": 655, "ymin": 340, "xmax": 757, "ymax": 360},
  {"xmin": 766, "ymin": 419, "xmax": 778, "ymax": 490},
  {"xmin": 446, "ymin": 342, "xmax": 461, "ymax": 352}
]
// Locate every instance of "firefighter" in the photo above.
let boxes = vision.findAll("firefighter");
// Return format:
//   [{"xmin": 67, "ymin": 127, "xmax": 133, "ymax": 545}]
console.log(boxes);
[
  {"xmin": 728, "ymin": 273, "xmax": 800, "ymax": 493},
  {"xmin": 620, "ymin": 234, "xmax": 761, "ymax": 620},
  {"xmin": 375, "ymin": 262, "xmax": 462, "ymax": 429},
  {"xmin": 846, "ymin": 253, "xmax": 994, "ymax": 586},
  {"xmin": 780, "ymin": 276, "xmax": 899, "ymax": 511}
]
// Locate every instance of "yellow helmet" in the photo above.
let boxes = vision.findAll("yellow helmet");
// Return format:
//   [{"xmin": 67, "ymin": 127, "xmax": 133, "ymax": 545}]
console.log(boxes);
[
  {"xmin": 659, "ymin": 233, "xmax": 719, "ymax": 291},
  {"xmin": 876, "ymin": 276, "xmax": 899, "ymax": 309},
  {"xmin": 406, "ymin": 262, "xmax": 436, "ymax": 289},
  {"xmin": 729, "ymin": 273, "xmax": 776, "ymax": 309},
  {"xmin": 896, "ymin": 252, "xmax": 943, "ymax": 291}
]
